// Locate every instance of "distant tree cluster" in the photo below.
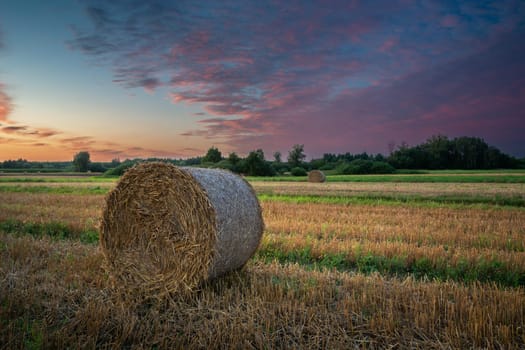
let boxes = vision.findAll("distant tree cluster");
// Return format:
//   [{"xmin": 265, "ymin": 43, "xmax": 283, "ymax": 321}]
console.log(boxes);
[
  {"xmin": 188, "ymin": 137, "xmax": 522, "ymax": 176},
  {"xmin": 316, "ymin": 152, "xmax": 393, "ymax": 174},
  {"xmin": 193, "ymin": 143, "xmax": 395, "ymax": 176},
  {"xmin": 0, "ymin": 154, "xmax": 121, "ymax": 174},
  {"xmin": 0, "ymin": 158, "xmax": 73, "ymax": 172},
  {"xmin": 1, "ymin": 135, "xmax": 523, "ymax": 176},
  {"xmin": 387, "ymin": 135, "xmax": 519, "ymax": 169}
]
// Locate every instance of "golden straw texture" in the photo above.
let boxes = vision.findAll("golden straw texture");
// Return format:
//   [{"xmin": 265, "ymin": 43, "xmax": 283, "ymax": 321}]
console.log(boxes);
[
  {"xmin": 101, "ymin": 162, "xmax": 263, "ymax": 298},
  {"xmin": 308, "ymin": 170, "xmax": 326, "ymax": 183}
]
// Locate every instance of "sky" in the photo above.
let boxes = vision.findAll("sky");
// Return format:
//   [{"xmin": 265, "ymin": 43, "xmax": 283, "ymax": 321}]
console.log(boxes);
[{"xmin": 0, "ymin": 0, "xmax": 524, "ymax": 161}]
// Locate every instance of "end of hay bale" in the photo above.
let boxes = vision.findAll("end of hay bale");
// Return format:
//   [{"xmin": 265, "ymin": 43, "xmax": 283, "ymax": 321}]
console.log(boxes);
[
  {"xmin": 100, "ymin": 162, "xmax": 264, "ymax": 298},
  {"xmin": 183, "ymin": 167, "xmax": 264, "ymax": 279},
  {"xmin": 308, "ymin": 170, "xmax": 326, "ymax": 183}
]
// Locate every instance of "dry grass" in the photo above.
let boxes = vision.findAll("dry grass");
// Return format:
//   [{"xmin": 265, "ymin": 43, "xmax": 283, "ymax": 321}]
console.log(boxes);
[
  {"xmin": 101, "ymin": 163, "xmax": 218, "ymax": 298},
  {"xmin": 1, "ymin": 179, "xmax": 525, "ymax": 348},
  {"xmin": 0, "ymin": 192, "xmax": 101, "ymax": 232},
  {"xmin": 1, "ymin": 192, "xmax": 524, "ymax": 279},
  {"xmin": 1, "ymin": 234, "xmax": 524, "ymax": 349},
  {"xmin": 2, "ymin": 192, "xmax": 522, "ymax": 254},
  {"xmin": 101, "ymin": 163, "xmax": 263, "ymax": 298},
  {"xmin": 260, "ymin": 201, "xmax": 525, "ymax": 280},
  {"xmin": 263, "ymin": 201, "xmax": 525, "ymax": 251}
]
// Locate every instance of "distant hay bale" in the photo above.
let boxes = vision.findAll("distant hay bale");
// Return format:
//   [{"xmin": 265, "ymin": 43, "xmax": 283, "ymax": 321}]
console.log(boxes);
[
  {"xmin": 308, "ymin": 170, "xmax": 326, "ymax": 183},
  {"xmin": 100, "ymin": 162, "xmax": 264, "ymax": 298}
]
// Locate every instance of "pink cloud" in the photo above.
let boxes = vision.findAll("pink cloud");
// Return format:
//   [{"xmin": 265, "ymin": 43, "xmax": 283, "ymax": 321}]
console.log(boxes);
[
  {"xmin": 379, "ymin": 37, "xmax": 399, "ymax": 52},
  {"xmin": 0, "ymin": 83, "xmax": 13, "ymax": 121},
  {"xmin": 204, "ymin": 29, "xmax": 525, "ymax": 157},
  {"xmin": 70, "ymin": 1, "xmax": 525, "ymax": 157},
  {"xmin": 441, "ymin": 14, "xmax": 460, "ymax": 28}
]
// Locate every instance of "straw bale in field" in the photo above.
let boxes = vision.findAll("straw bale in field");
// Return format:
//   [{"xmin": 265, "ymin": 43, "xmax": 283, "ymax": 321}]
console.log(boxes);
[
  {"xmin": 100, "ymin": 162, "xmax": 264, "ymax": 297},
  {"xmin": 308, "ymin": 170, "xmax": 326, "ymax": 183}
]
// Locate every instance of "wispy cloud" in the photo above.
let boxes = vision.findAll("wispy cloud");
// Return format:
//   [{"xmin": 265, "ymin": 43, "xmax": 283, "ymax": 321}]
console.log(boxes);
[
  {"xmin": 2, "ymin": 125, "xmax": 26, "ymax": 133},
  {"xmin": 1, "ymin": 125, "xmax": 61, "ymax": 138},
  {"xmin": 69, "ymin": 0, "xmax": 525, "ymax": 156}
]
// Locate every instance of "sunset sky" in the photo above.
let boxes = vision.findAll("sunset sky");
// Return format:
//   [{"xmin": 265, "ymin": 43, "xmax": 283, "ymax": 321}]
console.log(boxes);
[{"xmin": 0, "ymin": 0, "xmax": 524, "ymax": 161}]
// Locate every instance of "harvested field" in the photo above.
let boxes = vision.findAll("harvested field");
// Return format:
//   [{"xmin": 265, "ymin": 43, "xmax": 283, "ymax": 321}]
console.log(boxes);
[
  {"xmin": 1, "ymin": 174, "xmax": 524, "ymax": 348},
  {"xmin": 1, "ymin": 234, "xmax": 524, "ymax": 349}
]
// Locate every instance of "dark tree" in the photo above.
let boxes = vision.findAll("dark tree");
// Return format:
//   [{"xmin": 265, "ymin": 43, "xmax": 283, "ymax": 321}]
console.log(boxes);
[
  {"xmin": 273, "ymin": 151, "xmax": 282, "ymax": 163},
  {"xmin": 323, "ymin": 153, "xmax": 337, "ymax": 163},
  {"xmin": 244, "ymin": 149, "xmax": 275, "ymax": 176},
  {"xmin": 422, "ymin": 134, "xmax": 452, "ymax": 169},
  {"xmin": 203, "ymin": 146, "xmax": 222, "ymax": 163},
  {"xmin": 287, "ymin": 144, "xmax": 306, "ymax": 167},
  {"xmin": 73, "ymin": 151, "xmax": 91, "ymax": 172},
  {"xmin": 228, "ymin": 152, "xmax": 240, "ymax": 165},
  {"xmin": 182, "ymin": 157, "xmax": 202, "ymax": 166}
]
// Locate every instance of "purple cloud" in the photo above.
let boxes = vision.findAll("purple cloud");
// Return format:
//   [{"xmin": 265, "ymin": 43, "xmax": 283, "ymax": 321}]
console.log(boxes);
[{"xmin": 71, "ymin": 0, "xmax": 525, "ymax": 156}]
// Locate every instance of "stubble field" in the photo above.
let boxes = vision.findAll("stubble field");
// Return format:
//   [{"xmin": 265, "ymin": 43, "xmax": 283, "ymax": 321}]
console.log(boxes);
[{"xmin": 1, "ymin": 172, "xmax": 524, "ymax": 348}]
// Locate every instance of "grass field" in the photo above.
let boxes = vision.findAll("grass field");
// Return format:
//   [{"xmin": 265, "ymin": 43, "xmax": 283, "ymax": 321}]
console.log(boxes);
[
  {"xmin": 247, "ymin": 172, "xmax": 525, "ymax": 183},
  {"xmin": 1, "ymin": 172, "xmax": 524, "ymax": 348}
]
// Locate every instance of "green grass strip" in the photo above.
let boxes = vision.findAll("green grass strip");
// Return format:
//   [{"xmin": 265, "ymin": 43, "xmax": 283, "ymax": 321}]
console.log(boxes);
[
  {"xmin": 3, "ymin": 173, "xmax": 525, "ymax": 183},
  {"xmin": 254, "ymin": 246, "xmax": 525, "ymax": 288},
  {"xmin": 258, "ymin": 193, "xmax": 525, "ymax": 208},
  {"xmin": 0, "ymin": 219, "xmax": 99, "ymax": 244},
  {"xmin": 0, "ymin": 185, "xmax": 109, "ymax": 195},
  {"xmin": 424, "ymin": 169, "xmax": 525, "ymax": 174}
]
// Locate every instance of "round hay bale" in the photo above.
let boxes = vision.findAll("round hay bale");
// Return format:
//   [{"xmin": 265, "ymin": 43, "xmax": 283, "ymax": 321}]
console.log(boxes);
[
  {"xmin": 308, "ymin": 169, "xmax": 326, "ymax": 183},
  {"xmin": 100, "ymin": 162, "xmax": 263, "ymax": 297}
]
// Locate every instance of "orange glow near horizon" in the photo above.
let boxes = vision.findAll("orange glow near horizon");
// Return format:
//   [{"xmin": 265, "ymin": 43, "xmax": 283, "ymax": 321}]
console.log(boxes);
[
  {"xmin": 1, "ymin": 143, "xmax": 72, "ymax": 162},
  {"xmin": 0, "ymin": 129, "xmax": 216, "ymax": 162}
]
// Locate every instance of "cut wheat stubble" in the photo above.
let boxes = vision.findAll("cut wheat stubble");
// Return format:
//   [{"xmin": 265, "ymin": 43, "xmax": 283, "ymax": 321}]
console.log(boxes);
[{"xmin": 100, "ymin": 162, "xmax": 264, "ymax": 298}]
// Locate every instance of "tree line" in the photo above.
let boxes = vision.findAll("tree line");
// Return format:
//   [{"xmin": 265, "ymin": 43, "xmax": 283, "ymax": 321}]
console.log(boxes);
[
  {"xmin": 387, "ymin": 135, "xmax": 519, "ymax": 170},
  {"xmin": 1, "ymin": 135, "xmax": 523, "ymax": 176}
]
